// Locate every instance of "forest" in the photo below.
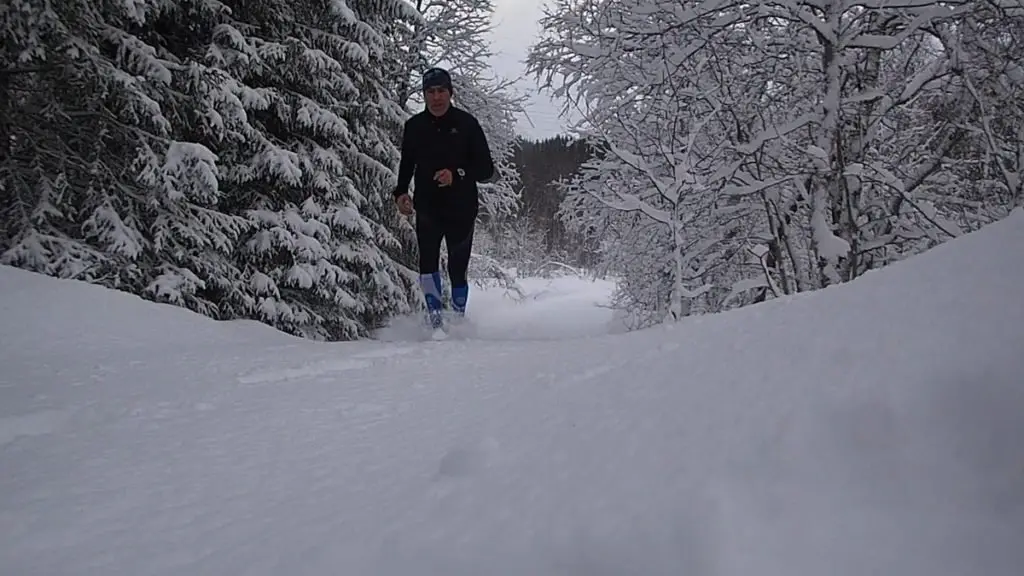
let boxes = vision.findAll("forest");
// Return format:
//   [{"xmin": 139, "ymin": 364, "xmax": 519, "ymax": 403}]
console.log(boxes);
[{"xmin": 3, "ymin": 0, "xmax": 1022, "ymax": 338}]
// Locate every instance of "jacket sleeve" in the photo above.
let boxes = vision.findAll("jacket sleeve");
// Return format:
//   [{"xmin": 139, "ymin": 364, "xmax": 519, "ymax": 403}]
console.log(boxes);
[
  {"xmin": 393, "ymin": 120, "xmax": 415, "ymax": 198},
  {"xmin": 463, "ymin": 115, "xmax": 496, "ymax": 183}
]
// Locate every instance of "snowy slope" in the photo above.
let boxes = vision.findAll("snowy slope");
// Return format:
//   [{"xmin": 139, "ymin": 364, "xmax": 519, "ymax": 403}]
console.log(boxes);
[{"xmin": 2, "ymin": 210, "xmax": 1023, "ymax": 576}]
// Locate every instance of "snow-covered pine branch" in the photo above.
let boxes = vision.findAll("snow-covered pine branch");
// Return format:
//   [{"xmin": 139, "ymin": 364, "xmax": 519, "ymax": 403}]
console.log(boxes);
[
  {"xmin": 0, "ymin": 0, "xmax": 252, "ymax": 317},
  {"xmin": 2, "ymin": 0, "xmax": 494, "ymax": 340},
  {"xmin": 203, "ymin": 0, "xmax": 421, "ymax": 339}
]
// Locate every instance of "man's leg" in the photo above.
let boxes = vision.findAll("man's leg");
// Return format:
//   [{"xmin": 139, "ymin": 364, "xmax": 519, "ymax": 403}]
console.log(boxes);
[
  {"xmin": 415, "ymin": 213, "xmax": 445, "ymax": 326},
  {"xmin": 445, "ymin": 218, "xmax": 475, "ymax": 316}
]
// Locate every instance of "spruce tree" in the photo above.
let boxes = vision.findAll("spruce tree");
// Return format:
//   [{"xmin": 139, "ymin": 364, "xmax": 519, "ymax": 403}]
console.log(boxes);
[
  {"xmin": 1, "ymin": 0, "xmax": 246, "ymax": 318},
  {"xmin": 203, "ymin": 0, "xmax": 420, "ymax": 339}
]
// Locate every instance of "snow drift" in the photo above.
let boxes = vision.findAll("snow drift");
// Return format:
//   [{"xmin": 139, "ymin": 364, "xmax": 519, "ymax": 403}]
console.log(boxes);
[{"xmin": 1, "ymin": 209, "xmax": 1023, "ymax": 576}]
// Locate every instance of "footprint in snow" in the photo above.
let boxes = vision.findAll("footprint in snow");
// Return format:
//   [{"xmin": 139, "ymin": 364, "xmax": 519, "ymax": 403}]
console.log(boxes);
[{"xmin": 437, "ymin": 437, "xmax": 500, "ymax": 477}]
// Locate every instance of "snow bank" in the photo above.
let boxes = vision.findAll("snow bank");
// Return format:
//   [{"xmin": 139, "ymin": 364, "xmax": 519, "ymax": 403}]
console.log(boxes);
[
  {"xmin": 1, "ymin": 209, "xmax": 1023, "ymax": 576},
  {"xmin": 0, "ymin": 264, "xmax": 299, "ymax": 358}
]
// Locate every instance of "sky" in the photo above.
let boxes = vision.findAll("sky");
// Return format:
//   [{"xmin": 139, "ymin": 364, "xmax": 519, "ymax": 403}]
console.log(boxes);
[{"xmin": 487, "ymin": 0, "xmax": 571, "ymax": 140}]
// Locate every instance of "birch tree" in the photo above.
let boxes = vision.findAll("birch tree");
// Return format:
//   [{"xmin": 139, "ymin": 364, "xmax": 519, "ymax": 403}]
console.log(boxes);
[
  {"xmin": 528, "ymin": 0, "xmax": 1024, "ymax": 326},
  {"xmin": 938, "ymin": 3, "xmax": 1024, "ymax": 218},
  {"xmin": 706, "ymin": 0, "xmax": 1023, "ymax": 286},
  {"xmin": 529, "ymin": 0, "xmax": 770, "ymax": 324}
]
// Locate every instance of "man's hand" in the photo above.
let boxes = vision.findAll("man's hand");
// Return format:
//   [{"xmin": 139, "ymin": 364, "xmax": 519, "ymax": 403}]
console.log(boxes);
[
  {"xmin": 434, "ymin": 168, "xmax": 453, "ymax": 187},
  {"xmin": 396, "ymin": 193, "xmax": 414, "ymax": 215}
]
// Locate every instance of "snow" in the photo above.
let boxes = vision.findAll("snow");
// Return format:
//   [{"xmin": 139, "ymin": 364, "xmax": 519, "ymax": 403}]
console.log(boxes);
[
  {"xmin": 375, "ymin": 276, "xmax": 621, "ymax": 342},
  {"xmin": 2, "ymin": 210, "xmax": 1024, "ymax": 575},
  {"xmin": 811, "ymin": 207, "xmax": 852, "ymax": 261}
]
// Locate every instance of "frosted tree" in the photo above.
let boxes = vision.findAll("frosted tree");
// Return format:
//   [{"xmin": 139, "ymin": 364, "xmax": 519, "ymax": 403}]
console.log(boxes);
[
  {"xmin": 528, "ymin": 0, "xmax": 1024, "ymax": 327},
  {"xmin": 936, "ymin": 4, "xmax": 1024, "ymax": 218},
  {"xmin": 528, "ymin": 0, "xmax": 769, "ymax": 324},
  {"xmin": 202, "ymin": 0, "xmax": 422, "ymax": 339},
  {"xmin": 0, "ymin": 0, "xmax": 250, "ymax": 316},
  {"xmin": 690, "ymin": 0, "xmax": 1024, "ymax": 286}
]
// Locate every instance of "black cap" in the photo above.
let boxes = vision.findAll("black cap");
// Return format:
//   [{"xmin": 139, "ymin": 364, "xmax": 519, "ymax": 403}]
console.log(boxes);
[{"xmin": 422, "ymin": 67, "xmax": 452, "ymax": 92}]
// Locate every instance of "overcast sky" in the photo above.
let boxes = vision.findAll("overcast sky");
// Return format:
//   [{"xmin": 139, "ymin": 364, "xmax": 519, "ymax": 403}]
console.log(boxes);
[{"xmin": 487, "ymin": 0, "xmax": 568, "ymax": 140}]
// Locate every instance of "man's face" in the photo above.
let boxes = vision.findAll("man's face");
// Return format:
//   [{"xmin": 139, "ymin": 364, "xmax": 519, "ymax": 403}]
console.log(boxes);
[{"xmin": 425, "ymin": 86, "xmax": 451, "ymax": 116}]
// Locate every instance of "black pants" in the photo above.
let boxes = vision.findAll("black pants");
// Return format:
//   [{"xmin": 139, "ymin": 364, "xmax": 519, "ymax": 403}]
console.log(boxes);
[{"xmin": 416, "ymin": 212, "xmax": 474, "ymax": 286}]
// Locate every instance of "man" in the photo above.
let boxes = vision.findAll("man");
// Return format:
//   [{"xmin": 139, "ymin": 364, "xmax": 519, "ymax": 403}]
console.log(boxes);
[{"xmin": 393, "ymin": 67, "xmax": 495, "ymax": 331}]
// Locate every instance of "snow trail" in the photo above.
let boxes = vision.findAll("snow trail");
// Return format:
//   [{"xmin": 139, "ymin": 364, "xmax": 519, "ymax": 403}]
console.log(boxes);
[{"xmin": 2, "ymin": 210, "xmax": 1023, "ymax": 575}]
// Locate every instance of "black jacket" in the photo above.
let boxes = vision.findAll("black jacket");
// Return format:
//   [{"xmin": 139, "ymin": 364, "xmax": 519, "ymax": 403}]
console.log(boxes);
[{"xmin": 393, "ymin": 105, "xmax": 495, "ymax": 222}]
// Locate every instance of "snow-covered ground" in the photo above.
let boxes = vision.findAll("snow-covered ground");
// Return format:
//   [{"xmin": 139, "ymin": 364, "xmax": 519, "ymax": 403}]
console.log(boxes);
[
  {"xmin": 2, "ymin": 210, "xmax": 1023, "ymax": 576},
  {"xmin": 374, "ymin": 274, "xmax": 622, "ymax": 342}
]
